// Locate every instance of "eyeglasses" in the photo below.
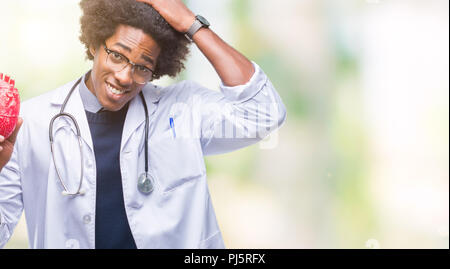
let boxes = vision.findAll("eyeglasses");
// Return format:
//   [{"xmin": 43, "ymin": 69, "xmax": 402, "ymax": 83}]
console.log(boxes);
[{"xmin": 103, "ymin": 44, "xmax": 155, "ymax": 84}]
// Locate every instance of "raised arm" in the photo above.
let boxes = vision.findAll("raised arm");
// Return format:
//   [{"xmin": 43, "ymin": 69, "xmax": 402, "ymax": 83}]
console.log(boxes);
[
  {"xmin": 136, "ymin": 0, "xmax": 255, "ymax": 86},
  {"xmin": 137, "ymin": 0, "xmax": 287, "ymax": 155}
]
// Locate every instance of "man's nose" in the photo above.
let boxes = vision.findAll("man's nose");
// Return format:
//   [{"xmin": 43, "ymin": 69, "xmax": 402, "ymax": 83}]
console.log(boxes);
[{"xmin": 114, "ymin": 64, "xmax": 134, "ymax": 86}]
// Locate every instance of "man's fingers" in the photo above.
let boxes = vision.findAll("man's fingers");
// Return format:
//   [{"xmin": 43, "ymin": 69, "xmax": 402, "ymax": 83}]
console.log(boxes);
[{"xmin": 7, "ymin": 117, "xmax": 23, "ymax": 144}]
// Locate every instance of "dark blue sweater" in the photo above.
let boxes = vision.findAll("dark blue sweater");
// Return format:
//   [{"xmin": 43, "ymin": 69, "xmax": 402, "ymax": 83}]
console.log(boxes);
[{"xmin": 85, "ymin": 102, "xmax": 137, "ymax": 249}]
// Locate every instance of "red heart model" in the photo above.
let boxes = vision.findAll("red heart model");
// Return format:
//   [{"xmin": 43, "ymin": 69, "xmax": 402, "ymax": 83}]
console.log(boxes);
[{"xmin": 0, "ymin": 73, "xmax": 20, "ymax": 139}]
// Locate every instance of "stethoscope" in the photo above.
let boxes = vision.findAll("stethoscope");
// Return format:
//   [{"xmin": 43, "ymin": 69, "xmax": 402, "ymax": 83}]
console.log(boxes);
[{"xmin": 49, "ymin": 77, "xmax": 155, "ymax": 196}]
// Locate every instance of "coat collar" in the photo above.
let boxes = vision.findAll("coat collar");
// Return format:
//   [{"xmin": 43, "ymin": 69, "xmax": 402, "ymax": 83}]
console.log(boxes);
[
  {"xmin": 49, "ymin": 76, "xmax": 164, "ymax": 153},
  {"xmin": 50, "ymin": 77, "xmax": 163, "ymax": 106}
]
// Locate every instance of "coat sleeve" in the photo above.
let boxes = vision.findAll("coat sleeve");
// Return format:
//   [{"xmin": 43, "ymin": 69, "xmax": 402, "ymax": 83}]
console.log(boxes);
[
  {"xmin": 187, "ymin": 62, "xmax": 287, "ymax": 156},
  {"xmin": 0, "ymin": 136, "xmax": 24, "ymax": 248}
]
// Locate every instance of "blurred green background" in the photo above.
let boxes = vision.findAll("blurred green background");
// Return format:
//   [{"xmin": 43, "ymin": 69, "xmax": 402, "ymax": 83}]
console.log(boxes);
[{"xmin": 0, "ymin": 0, "xmax": 448, "ymax": 249}]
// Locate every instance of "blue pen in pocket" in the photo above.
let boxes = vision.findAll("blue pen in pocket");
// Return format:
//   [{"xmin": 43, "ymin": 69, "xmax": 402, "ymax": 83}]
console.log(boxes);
[{"xmin": 169, "ymin": 117, "xmax": 176, "ymax": 138}]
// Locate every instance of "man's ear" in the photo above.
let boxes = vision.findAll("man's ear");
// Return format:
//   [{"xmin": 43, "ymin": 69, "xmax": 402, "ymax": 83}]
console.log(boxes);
[{"xmin": 89, "ymin": 45, "xmax": 97, "ymax": 58}]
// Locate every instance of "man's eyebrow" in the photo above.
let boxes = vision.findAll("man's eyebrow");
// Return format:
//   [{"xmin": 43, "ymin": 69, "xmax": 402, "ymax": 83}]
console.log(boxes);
[
  {"xmin": 140, "ymin": 54, "xmax": 155, "ymax": 66},
  {"xmin": 113, "ymin": 42, "xmax": 155, "ymax": 66},
  {"xmin": 114, "ymin": 42, "xmax": 132, "ymax": 52}
]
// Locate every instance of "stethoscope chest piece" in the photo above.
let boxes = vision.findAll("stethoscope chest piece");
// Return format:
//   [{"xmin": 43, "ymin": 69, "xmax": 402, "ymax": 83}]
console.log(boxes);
[{"xmin": 138, "ymin": 172, "xmax": 155, "ymax": 194}]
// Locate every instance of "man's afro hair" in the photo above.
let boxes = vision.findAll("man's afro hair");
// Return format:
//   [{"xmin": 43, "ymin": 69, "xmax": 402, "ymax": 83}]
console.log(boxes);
[{"xmin": 79, "ymin": 0, "xmax": 190, "ymax": 79}]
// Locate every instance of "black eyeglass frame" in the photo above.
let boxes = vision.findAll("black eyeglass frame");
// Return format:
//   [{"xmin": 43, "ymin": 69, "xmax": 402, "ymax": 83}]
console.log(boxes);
[{"xmin": 103, "ymin": 44, "xmax": 156, "ymax": 84}]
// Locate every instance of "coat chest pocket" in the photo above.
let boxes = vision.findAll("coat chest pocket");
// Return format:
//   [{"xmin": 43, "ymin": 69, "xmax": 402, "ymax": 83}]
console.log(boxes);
[{"xmin": 149, "ymin": 132, "xmax": 205, "ymax": 194}]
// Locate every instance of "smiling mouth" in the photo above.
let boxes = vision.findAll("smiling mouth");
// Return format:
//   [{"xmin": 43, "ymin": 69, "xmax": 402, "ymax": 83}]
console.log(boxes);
[{"xmin": 106, "ymin": 82, "xmax": 130, "ymax": 95}]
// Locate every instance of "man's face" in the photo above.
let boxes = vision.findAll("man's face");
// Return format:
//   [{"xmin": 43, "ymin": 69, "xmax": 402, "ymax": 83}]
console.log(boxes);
[{"xmin": 86, "ymin": 24, "xmax": 161, "ymax": 111}]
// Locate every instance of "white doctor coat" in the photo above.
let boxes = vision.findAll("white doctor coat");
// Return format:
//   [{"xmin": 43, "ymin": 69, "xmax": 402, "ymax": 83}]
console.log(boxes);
[{"xmin": 0, "ymin": 62, "xmax": 286, "ymax": 249}]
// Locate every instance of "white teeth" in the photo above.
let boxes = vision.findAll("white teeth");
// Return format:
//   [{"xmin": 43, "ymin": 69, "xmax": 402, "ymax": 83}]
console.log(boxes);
[{"xmin": 107, "ymin": 83, "xmax": 128, "ymax": 95}]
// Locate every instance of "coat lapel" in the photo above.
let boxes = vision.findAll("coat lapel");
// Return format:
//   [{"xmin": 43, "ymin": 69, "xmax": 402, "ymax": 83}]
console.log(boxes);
[{"xmin": 121, "ymin": 83, "xmax": 163, "ymax": 153}]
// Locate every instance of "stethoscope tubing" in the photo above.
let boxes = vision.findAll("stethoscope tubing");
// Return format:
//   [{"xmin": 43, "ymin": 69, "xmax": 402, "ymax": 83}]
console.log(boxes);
[{"xmin": 48, "ymin": 77, "xmax": 149, "ymax": 196}]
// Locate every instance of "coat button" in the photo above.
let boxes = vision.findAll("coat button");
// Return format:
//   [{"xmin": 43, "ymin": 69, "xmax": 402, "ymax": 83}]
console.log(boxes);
[{"xmin": 83, "ymin": 214, "xmax": 91, "ymax": 224}]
